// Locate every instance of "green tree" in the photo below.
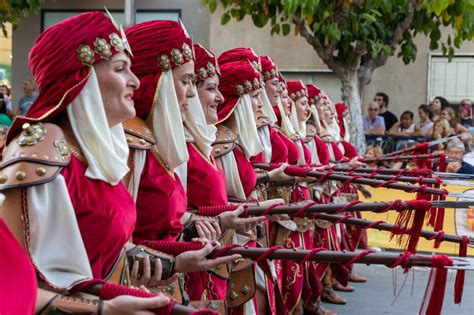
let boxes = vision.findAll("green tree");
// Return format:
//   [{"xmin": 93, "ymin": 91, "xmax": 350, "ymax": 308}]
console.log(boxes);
[
  {"xmin": 204, "ymin": 0, "xmax": 474, "ymax": 152},
  {"xmin": 1, "ymin": 0, "xmax": 45, "ymax": 36}
]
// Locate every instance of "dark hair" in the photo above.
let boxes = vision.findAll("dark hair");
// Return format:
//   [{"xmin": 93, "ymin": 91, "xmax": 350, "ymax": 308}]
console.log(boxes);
[
  {"xmin": 375, "ymin": 92, "xmax": 389, "ymax": 107},
  {"xmin": 433, "ymin": 96, "xmax": 450, "ymax": 109},
  {"xmin": 0, "ymin": 98, "xmax": 7, "ymax": 115},
  {"xmin": 418, "ymin": 104, "xmax": 433, "ymax": 119},
  {"xmin": 0, "ymin": 84, "xmax": 10, "ymax": 97},
  {"xmin": 401, "ymin": 110, "xmax": 414, "ymax": 120}
]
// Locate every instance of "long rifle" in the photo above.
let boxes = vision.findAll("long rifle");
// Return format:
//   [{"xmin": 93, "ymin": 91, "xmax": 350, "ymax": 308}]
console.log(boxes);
[
  {"xmin": 254, "ymin": 163, "xmax": 447, "ymax": 195},
  {"xmin": 191, "ymin": 200, "xmax": 474, "ymax": 217}
]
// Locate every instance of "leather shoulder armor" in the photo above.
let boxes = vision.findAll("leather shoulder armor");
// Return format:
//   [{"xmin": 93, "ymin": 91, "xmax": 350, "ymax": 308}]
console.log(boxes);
[
  {"xmin": 123, "ymin": 117, "xmax": 156, "ymax": 150},
  {"xmin": 212, "ymin": 124, "xmax": 237, "ymax": 158},
  {"xmin": 0, "ymin": 123, "xmax": 71, "ymax": 191},
  {"xmin": 256, "ymin": 116, "xmax": 271, "ymax": 129}
]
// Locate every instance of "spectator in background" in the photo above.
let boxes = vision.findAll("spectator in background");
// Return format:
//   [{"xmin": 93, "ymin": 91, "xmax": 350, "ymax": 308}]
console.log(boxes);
[
  {"xmin": 388, "ymin": 110, "xmax": 419, "ymax": 136},
  {"xmin": 417, "ymin": 104, "xmax": 433, "ymax": 136},
  {"xmin": 0, "ymin": 98, "xmax": 12, "ymax": 128},
  {"xmin": 430, "ymin": 96, "xmax": 449, "ymax": 121},
  {"xmin": 364, "ymin": 145, "xmax": 383, "ymax": 168},
  {"xmin": 458, "ymin": 98, "xmax": 473, "ymax": 127},
  {"xmin": 374, "ymin": 92, "xmax": 398, "ymax": 131},
  {"xmin": 0, "ymin": 84, "xmax": 13, "ymax": 116},
  {"xmin": 430, "ymin": 118, "xmax": 453, "ymax": 151},
  {"xmin": 363, "ymin": 101, "xmax": 385, "ymax": 135},
  {"xmin": 441, "ymin": 106, "xmax": 469, "ymax": 134},
  {"xmin": 446, "ymin": 139, "xmax": 474, "ymax": 175},
  {"xmin": 17, "ymin": 78, "xmax": 37, "ymax": 116}
]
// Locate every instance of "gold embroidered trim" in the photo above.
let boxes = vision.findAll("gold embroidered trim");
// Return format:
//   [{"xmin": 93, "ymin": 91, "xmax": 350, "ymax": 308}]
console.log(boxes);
[{"xmin": 68, "ymin": 144, "xmax": 88, "ymax": 165}]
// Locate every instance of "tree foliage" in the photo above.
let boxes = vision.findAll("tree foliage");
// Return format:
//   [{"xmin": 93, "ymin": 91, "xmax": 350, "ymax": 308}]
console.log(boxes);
[
  {"xmin": 204, "ymin": 0, "xmax": 474, "ymax": 77},
  {"xmin": 203, "ymin": 0, "xmax": 474, "ymax": 152},
  {"xmin": 0, "ymin": 0, "xmax": 45, "ymax": 36}
]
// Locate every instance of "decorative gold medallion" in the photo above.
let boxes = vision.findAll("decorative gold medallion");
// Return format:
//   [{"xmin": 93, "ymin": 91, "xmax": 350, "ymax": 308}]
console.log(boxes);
[
  {"xmin": 236, "ymin": 84, "xmax": 244, "ymax": 96},
  {"xmin": 54, "ymin": 139, "xmax": 71, "ymax": 160},
  {"xmin": 94, "ymin": 37, "xmax": 112, "ymax": 60},
  {"xmin": 158, "ymin": 54, "xmax": 171, "ymax": 71},
  {"xmin": 109, "ymin": 33, "xmax": 125, "ymax": 53},
  {"xmin": 17, "ymin": 123, "xmax": 46, "ymax": 147},
  {"xmin": 253, "ymin": 77, "xmax": 260, "ymax": 89},
  {"xmin": 244, "ymin": 80, "xmax": 253, "ymax": 93},
  {"xmin": 77, "ymin": 44, "xmax": 95, "ymax": 67},
  {"xmin": 171, "ymin": 48, "xmax": 184, "ymax": 65},
  {"xmin": 182, "ymin": 43, "xmax": 193, "ymax": 61}
]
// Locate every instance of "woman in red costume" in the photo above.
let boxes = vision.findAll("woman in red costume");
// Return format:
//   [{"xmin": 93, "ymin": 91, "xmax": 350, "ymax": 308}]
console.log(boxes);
[
  {"xmin": 124, "ymin": 20, "xmax": 242, "ymax": 301},
  {"xmin": 0, "ymin": 11, "xmax": 172, "ymax": 314},
  {"xmin": 218, "ymin": 50, "xmax": 288, "ymax": 166},
  {"xmin": 0, "ymin": 191, "xmax": 36, "ymax": 314},
  {"xmin": 183, "ymin": 43, "xmax": 266, "ymax": 306},
  {"xmin": 335, "ymin": 103, "xmax": 358, "ymax": 160},
  {"xmin": 273, "ymin": 80, "xmax": 328, "ymax": 314}
]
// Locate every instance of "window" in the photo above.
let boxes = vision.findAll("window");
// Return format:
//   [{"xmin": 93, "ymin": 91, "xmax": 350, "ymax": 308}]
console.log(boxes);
[
  {"xmin": 41, "ymin": 9, "xmax": 181, "ymax": 31},
  {"xmin": 428, "ymin": 54, "xmax": 474, "ymax": 104},
  {"xmin": 280, "ymin": 70, "xmax": 342, "ymax": 103}
]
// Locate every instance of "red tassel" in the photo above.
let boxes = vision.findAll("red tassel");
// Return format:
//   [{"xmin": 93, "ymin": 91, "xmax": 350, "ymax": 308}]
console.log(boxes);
[
  {"xmin": 419, "ymin": 255, "xmax": 452, "ymax": 315},
  {"xmin": 390, "ymin": 200, "xmax": 431, "ymax": 253},
  {"xmin": 414, "ymin": 142, "xmax": 429, "ymax": 154},
  {"xmin": 454, "ymin": 236, "xmax": 469, "ymax": 304},
  {"xmin": 141, "ymin": 240, "xmax": 205, "ymax": 256}
]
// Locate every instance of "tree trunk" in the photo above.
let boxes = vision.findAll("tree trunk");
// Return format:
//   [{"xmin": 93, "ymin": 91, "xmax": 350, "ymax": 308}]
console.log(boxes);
[{"xmin": 340, "ymin": 70, "xmax": 366, "ymax": 155}]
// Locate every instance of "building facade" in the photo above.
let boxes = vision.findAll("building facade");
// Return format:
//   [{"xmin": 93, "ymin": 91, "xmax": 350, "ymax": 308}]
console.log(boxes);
[{"xmin": 8, "ymin": 0, "xmax": 474, "ymax": 118}]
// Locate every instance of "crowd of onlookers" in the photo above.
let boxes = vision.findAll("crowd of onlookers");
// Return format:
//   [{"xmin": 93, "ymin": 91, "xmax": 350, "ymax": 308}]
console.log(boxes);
[
  {"xmin": 364, "ymin": 92, "xmax": 473, "ymax": 138},
  {"xmin": 0, "ymin": 78, "xmax": 38, "ymax": 130},
  {"xmin": 363, "ymin": 92, "xmax": 474, "ymax": 174}
]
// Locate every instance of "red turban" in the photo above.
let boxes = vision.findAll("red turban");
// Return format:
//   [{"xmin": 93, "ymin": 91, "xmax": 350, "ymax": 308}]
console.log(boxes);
[
  {"xmin": 286, "ymin": 80, "xmax": 308, "ymax": 102},
  {"xmin": 7, "ymin": 11, "xmax": 127, "ymax": 143},
  {"xmin": 217, "ymin": 60, "xmax": 262, "ymax": 123},
  {"xmin": 126, "ymin": 20, "xmax": 194, "ymax": 119},
  {"xmin": 260, "ymin": 56, "xmax": 278, "ymax": 82},
  {"xmin": 193, "ymin": 43, "xmax": 220, "ymax": 85},
  {"xmin": 278, "ymin": 72, "xmax": 287, "ymax": 89},
  {"xmin": 306, "ymin": 84, "xmax": 323, "ymax": 105},
  {"xmin": 217, "ymin": 47, "xmax": 261, "ymax": 73}
]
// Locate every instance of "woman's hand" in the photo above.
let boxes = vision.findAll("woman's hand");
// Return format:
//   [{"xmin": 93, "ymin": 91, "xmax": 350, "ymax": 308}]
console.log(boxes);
[
  {"xmin": 218, "ymin": 205, "xmax": 266, "ymax": 233},
  {"xmin": 196, "ymin": 220, "xmax": 221, "ymax": 241},
  {"xmin": 102, "ymin": 293, "xmax": 170, "ymax": 315},
  {"xmin": 130, "ymin": 256, "xmax": 163, "ymax": 288},
  {"xmin": 268, "ymin": 164, "xmax": 293, "ymax": 181},
  {"xmin": 175, "ymin": 241, "xmax": 241, "ymax": 273}
]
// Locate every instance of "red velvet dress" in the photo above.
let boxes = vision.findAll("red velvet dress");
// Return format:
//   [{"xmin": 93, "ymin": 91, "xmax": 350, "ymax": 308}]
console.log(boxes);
[
  {"xmin": 279, "ymin": 140, "xmax": 322, "ymax": 312},
  {"xmin": 134, "ymin": 150, "xmax": 187, "ymax": 243},
  {"xmin": 250, "ymin": 126, "xmax": 288, "ymax": 165},
  {"xmin": 270, "ymin": 127, "xmax": 288, "ymax": 163},
  {"xmin": 185, "ymin": 143, "xmax": 227, "ymax": 301},
  {"xmin": 341, "ymin": 141, "xmax": 358, "ymax": 159},
  {"xmin": 186, "ymin": 143, "xmax": 227, "ymax": 208},
  {"xmin": 278, "ymin": 133, "xmax": 300, "ymax": 165},
  {"xmin": 314, "ymin": 136, "xmax": 330, "ymax": 166},
  {"xmin": 233, "ymin": 147, "xmax": 257, "ymax": 199},
  {"xmin": 61, "ymin": 156, "xmax": 136, "ymax": 279},
  {"xmin": 0, "ymin": 219, "xmax": 37, "ymax": 315}
]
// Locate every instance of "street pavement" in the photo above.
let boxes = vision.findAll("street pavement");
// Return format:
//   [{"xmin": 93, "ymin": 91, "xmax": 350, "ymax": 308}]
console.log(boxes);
[{"xmin": 326, "ymin": 263, "xmax": 474, "ymax": 314}]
